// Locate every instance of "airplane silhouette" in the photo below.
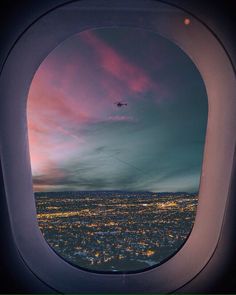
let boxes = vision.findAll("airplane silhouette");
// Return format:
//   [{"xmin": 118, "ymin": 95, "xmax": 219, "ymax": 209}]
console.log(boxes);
[{"xmin": 114, "ymin": 102, "xmax": 128, "ymax": 107}]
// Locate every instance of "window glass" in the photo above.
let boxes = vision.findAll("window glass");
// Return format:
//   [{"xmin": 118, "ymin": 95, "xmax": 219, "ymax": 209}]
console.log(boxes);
[{"xmin": 27, "ymin": 27, "xmax": 207, "ymax": 272}]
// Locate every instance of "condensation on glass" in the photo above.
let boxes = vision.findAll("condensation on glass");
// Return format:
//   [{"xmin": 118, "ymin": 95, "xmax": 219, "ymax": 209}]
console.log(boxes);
[{"xmin": 27, "ymin": 27, "xmax": 208, "ymax": 272}]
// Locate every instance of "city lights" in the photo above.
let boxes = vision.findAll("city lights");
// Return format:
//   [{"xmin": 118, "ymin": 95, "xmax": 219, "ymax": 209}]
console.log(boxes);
[{"xmin": 36, "ymin": 191, "xmax": 198, "ymax": 272}]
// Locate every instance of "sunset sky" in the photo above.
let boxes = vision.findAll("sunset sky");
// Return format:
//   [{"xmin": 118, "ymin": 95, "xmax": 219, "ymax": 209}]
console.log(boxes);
[{"xmin": 27, "ymin": 28, "xmax": 208, "ymax": 192}]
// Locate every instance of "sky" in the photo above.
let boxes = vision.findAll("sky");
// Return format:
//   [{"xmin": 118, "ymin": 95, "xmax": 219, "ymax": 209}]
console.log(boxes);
[{"xmin": 27, "ymin": 28, "xmax": 208, "ymax": 193}]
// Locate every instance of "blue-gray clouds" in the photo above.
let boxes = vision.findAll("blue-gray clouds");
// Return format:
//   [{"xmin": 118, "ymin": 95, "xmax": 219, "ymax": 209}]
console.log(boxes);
[{"xmin": 28, "ymin": 28, "xmax": 208, "ymax": 192}]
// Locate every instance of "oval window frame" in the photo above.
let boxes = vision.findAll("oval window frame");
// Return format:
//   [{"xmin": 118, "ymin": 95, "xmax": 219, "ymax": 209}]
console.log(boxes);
[{"xmin": 0, "ymin": 0, "xmax": 235, "ymax": 293}]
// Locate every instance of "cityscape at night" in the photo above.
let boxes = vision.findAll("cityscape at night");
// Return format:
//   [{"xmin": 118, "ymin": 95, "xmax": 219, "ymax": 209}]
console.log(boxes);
[{"xmin": 36, "ymin": 191, "xmax": 197, "ymax": 272}]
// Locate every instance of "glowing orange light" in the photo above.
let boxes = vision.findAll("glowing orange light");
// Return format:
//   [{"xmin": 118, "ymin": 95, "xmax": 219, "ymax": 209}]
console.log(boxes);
[{"xmin": 184, "ymin": 18, "xmax": 191, "ymax": 26}]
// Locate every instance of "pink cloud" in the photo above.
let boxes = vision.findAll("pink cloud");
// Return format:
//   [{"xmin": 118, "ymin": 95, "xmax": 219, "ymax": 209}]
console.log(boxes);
[
  {"xmin": 27, "ymin": 30, "xmax": 166, "ymax": 181},
  {"xmin": 81, "ymin": 31, "xmax": 159, "ymax": 96},
  {"xmin": 107, "ymin": 115, "xmax": 136, "ymax": 122}
]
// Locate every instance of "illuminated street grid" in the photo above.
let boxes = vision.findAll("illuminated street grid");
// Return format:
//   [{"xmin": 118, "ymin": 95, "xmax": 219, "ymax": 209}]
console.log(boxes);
[{"xmin": 35, "ymin": 191, "xmax": 197, "ymax": 272}]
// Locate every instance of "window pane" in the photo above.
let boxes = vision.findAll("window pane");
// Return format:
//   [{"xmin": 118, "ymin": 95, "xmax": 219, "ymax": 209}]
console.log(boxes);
[{"xmin": 27, "ymin": 27, "xmax": 207, "ymax": 272}]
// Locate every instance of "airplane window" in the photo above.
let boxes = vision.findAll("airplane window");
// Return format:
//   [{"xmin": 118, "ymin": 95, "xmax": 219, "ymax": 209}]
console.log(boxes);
[{"xmin": 27, "ymin": 27, "xmax": 208, "ymax": 272}]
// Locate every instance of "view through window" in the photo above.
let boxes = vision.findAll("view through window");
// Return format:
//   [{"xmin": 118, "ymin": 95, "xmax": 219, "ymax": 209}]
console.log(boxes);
[{"xmin": 27, "ymin": 27, "xmax": 208, "ymax": 272}]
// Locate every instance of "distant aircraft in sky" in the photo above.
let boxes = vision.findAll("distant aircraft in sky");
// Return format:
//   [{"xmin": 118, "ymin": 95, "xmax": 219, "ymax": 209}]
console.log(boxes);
[{"xmin": 114, "ymin": 101, "xmax": 128, "ymax": 107}]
